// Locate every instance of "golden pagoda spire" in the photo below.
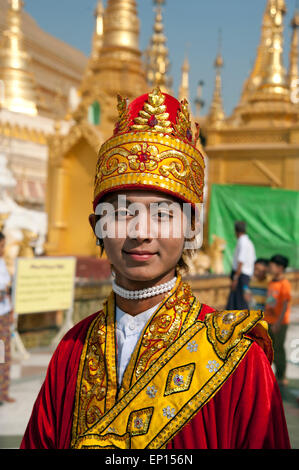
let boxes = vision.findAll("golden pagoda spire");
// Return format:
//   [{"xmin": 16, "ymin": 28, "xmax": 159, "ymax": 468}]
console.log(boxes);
[
  {"xmin": 145, "ymin": 0, "xmax": 172, "ymax": 92},
  {"xmin": 80, "ymin": 0, "xmax": 105, "ymax": 92},
  {"xmin": 102, "ymin": 0, "xmax": 140, "ymax": 54},
  {"xmin": 239, "ymin": 0, "xmax": 274, "ymax": 104},
  {"xmin": 288, "ymin": 5, "xmax": 299, "ymax": 102},
  {"xmin": 254, "ymin": 0, "xmax": 289, "ymax": 101},
  {"xmin": 178, "ymin": 55, "xmax": 190, "ymax": 102},
  {"xmin": 207, "ymin": 31, "xmax": 225, "ymax": 126},
  {"xmin": 72, "ymin": 0, "xmax": 146, "ymax": 128},
  {"xmin": 93, "ymin": 0, "xmax": 146, "ymax": 97},
  {"xmin": 91, "ymin": 0, "xmax": 104, "ymax": 62},
  {"xmin": 0, "ymin": 0, "xmax": 37, "ymax": 115},
  {"xmin": 238, "ymin": 0, "xmax": 298, "ymax": 125}
]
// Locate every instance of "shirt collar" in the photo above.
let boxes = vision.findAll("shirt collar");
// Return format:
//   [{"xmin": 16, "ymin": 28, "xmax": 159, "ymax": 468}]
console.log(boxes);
[{"xmin": 116, "ymin": 303, "xmax": 160, "ymax": 332}]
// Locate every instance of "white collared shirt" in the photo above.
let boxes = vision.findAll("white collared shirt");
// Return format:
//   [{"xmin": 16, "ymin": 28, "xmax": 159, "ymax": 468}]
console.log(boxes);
[
  {"xmin": 232, "ymin": 234, "xmax": 256, "ymax": 277},
  {"xmin": 116, "ymin": 303, "xmax": 160, "ymax": 386}
]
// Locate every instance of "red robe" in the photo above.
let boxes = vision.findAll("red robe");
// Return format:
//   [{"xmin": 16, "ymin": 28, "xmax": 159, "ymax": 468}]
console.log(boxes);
[{"xmin": 20, "ymin": 304, "xmax": 290, "ymax": 449}]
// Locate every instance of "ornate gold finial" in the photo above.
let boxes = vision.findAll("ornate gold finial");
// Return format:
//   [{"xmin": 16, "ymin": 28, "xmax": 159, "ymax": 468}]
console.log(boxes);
[
  {"xmin": 207, "ymin": 30, "xmax": 225, "ymax": 126},
  {"xmin": 255, "ymin": 0, "xmax": 289, "ymax": 100},
  {"xmin": 178, "ymin": 53, "xmax": 190, "ymax": 102},
  {"xmin": 236, "ymin": 0, "xmax": 275, "ymax": 107},
  {"xmin": 144, "ymin": 0, "xmax": 172, "ymax": 92},
  {"xmin": 80, "ymin": 0, "xmax": 104, "ymax": 89},
  {"xmin": 102, "ymin": 0, "xmax": 140, "ymax": 52},
  {"xmin": 0, "ymin": 0, "xmax": 37, "ymax": 115},
  {"xmin": 288, "ymin": 5, "xmax": 299, "ymax": 101},
  {"xmin": 91, "ymin": 0, "xmax": 104, "ymax": 62}
]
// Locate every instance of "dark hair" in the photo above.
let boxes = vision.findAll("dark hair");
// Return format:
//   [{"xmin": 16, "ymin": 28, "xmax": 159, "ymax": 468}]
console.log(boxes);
[
  {"xmin": 270, "ymin": 254, "xmax": 289, "ymax": 269},
  {"xmin": 0, "ymin": 231, "xmax": 5, "ymax": 241},
  {"xmin": 255, "ymin": 258, "xmax": 269, "ymax": 267},
  {"xmin": 234, "ymin": 220, "xmax": 246, "ymax": 234}
]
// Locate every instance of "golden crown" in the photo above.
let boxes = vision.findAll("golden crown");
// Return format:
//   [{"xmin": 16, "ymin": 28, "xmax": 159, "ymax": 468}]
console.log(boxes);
[{"xmin": 93, "ymin": 87, "xmax": 205, "ymax": 209}]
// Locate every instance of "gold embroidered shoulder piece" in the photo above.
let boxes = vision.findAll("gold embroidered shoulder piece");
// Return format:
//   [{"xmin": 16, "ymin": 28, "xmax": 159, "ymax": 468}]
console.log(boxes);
[{"xmin": 204, "ymin": 309, "xmax": 264, "ymax": 360}]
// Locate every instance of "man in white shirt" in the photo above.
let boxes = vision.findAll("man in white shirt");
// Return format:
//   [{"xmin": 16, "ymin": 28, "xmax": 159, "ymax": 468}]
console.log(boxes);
[{"xmin": 226, "ymin": 221, "xmax": 256, "ymax": 310}]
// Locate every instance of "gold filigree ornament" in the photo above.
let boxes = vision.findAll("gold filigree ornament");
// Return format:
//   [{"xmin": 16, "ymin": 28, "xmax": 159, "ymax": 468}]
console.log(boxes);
[
  {"xmin": 164, "ymin": 363, "xmax": 195, "ymax": 396},
  {"xmin": 174, "ymin": 99, "xmax": 193, "ymax": 143},
  {"xmin": 131, "ymin": 87, "xmax": 173, "ymax": 134},
  {"xmin": 113, "ymin": 95, "xmax": 131, "ymax": 135}
]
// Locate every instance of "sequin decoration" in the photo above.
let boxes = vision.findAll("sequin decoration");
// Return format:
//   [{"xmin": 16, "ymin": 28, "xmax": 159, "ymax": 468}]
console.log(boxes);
[
  {"xmin": 146, "ymin": 385, "xmax": 158, "ymax": 398},
  {"xmin": 187, "ymin": 340, "xmax": 198, "ymax": 353},
  {"xmin": 173, "ymin": 374, "xmax": 184, "ymax": 386},
  {"xmin": 163, "ymin": 406, "xmax": 176, "ymax": 419},
  {"xmin": 206, "ymin": 360, "xmax": 220, "ymax": 373},
  {"xmin": 222, "ymin": 312, "xmax": 237, "ymax": 324}
]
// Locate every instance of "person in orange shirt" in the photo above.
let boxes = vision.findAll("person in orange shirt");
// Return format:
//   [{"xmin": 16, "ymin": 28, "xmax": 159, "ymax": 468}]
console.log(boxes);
[{"xmin": 265, "ymin": 255, "xmax": 291, "ymax": 386}]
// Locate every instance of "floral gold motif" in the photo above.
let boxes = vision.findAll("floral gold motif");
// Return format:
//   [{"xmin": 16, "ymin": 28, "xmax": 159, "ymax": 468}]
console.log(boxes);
[{"xmin": 128, "ymin": 143, "xmax": 161, "ymax": 171}]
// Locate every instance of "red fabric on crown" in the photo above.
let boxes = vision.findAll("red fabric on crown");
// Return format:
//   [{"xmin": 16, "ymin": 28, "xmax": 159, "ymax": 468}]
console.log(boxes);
[{"xmin": 127, "ymin": 92, "xmax": 181, "ymax": 128}]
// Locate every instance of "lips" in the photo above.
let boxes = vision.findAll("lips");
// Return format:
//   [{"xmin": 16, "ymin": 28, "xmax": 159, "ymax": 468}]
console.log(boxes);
[
  {"xmin": 123, "ymin": 249, "xmax": 157, "ymax": 261},
  {"xmin": 125, "ymin": 251, "xmax": 155, "ymax": 255}
]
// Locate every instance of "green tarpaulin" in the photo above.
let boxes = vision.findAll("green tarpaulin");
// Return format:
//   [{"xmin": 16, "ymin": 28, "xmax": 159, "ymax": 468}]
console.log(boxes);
[{"xmin": 208, "ymin": 184, "xmax": 299, "ymax": 274}]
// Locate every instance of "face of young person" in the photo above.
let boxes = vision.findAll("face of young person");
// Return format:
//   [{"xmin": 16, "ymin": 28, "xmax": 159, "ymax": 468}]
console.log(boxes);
[
  {"xmin": 89, "ymin": 190, "xmax": 192, "ymax": 289},
  {"xmin": 269, "ymin": 262, "xmax": 283, "ymax": 278},
  {"xmin": 254, "ymin": 262, "xmax": 268, "ymax": 281}
]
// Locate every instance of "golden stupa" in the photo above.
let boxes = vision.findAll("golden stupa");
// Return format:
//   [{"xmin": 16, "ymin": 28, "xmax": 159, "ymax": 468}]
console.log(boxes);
[
  {"xmin": 46, "ymin": 0, "xmax": 149, "ymax": 257},
  {"xmin": 203, "ymin": 0, "xmax": 299, "ymax": 195}
]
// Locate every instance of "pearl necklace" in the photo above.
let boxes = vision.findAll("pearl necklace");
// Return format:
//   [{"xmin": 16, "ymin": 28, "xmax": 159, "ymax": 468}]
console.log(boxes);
[{"xmin": 112, "ymin": 277, "xmax": 177, "ymax": 300}]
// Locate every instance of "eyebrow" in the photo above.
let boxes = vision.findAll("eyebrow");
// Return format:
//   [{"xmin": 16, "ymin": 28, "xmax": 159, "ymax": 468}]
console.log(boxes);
[{"xmin": 101, "ymin": 196, "xmax": 177, "ymax": 207}]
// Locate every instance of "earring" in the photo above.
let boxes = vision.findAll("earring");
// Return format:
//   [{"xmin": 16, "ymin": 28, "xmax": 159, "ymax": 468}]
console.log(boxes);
[{"xmin": 96, "ymin": 238, "xmax": 101, "ymax": 246}]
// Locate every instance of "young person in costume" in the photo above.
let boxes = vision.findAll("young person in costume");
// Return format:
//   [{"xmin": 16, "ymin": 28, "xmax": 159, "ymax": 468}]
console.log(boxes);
[{"xmin": 21, "ymin": 88, "xmax": 290, "ymax": 449}]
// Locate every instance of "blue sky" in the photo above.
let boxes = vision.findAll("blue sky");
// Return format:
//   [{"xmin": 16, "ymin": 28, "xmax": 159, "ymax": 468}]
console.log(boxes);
[{"xmin": 24, "ymin": 0, "xmax": 298, "ymax": 116}]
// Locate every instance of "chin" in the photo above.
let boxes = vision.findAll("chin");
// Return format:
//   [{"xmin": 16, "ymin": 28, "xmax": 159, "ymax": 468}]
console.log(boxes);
[{"xmin": 122, "ymin": 265, "xmax": 167, "ymax": 283}]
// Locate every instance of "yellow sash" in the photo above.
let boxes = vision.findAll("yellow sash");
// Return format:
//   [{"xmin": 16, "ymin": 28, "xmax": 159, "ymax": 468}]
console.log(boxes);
[{"xmin": 71, "ymin": 276, "xmax": 264, "ymax": 449}]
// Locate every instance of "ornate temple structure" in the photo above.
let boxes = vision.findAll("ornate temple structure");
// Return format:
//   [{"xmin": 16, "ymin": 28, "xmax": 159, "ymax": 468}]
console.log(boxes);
[
  {"xmin": 203, "ymin": 0, "xmax": 299, "ymax": 196},
  {"xmin": 0, "ymin": 0, "xmax": 86, "ymax": 211}
]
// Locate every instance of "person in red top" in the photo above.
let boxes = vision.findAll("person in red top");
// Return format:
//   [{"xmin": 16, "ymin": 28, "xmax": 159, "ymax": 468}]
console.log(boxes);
[
  {"xmin": 20, "ymin": 88, "xmax": 290, "ymax": 449},
  {"xmin": 265, "ymin": 255, "xmax": 292, "ymax": 386}
]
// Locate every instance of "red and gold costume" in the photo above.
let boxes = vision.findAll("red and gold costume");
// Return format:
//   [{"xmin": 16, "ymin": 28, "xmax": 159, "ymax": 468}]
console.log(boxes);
[{"xmin": 21, "ymin": 89, "xmax": 290, "ymax": 449}]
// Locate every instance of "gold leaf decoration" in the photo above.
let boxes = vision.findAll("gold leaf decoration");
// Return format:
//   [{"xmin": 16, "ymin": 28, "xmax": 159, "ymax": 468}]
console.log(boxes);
[
  {"xmin": 114, "ymin": 95, "xmax": 131, "ymax": 134},
  {"xmin": 131, "ymin": 87, "xmax": 173, "ymax": 133},
  {"xmin": 174, "ymin": 99, "xmax": 193, "ymax": 143}
]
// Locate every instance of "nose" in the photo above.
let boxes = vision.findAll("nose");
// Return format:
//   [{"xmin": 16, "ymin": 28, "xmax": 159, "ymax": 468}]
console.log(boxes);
[{"xmin": 127, "ymin": 207, "xmax": 154, "ymax": 240}]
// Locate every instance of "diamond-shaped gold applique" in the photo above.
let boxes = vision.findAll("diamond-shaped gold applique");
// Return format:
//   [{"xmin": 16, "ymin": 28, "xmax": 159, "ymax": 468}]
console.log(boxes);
[
  {"xmin": 164, "ymin": 363, "xmax": 195, "ymax": 396},
  {"xmin": 126, "ymin": 407, "xmax": 154, "ymax": 437}
]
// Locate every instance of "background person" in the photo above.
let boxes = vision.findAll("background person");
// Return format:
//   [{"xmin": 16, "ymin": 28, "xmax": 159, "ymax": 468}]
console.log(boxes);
[
  {"xmin": 244, "ymin": 258, "xmax": 269, "ymax": 310},
  {"xmin": 226, "ymin": 221, "xmax": 256, "ymax": 310},
  {"xmin": 265, "ymin": 255, "xmax": 291, "ymax": 386},
  {"xmin": 0, "ymin": 231, "xmax": 15, "ymax": 405}
]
